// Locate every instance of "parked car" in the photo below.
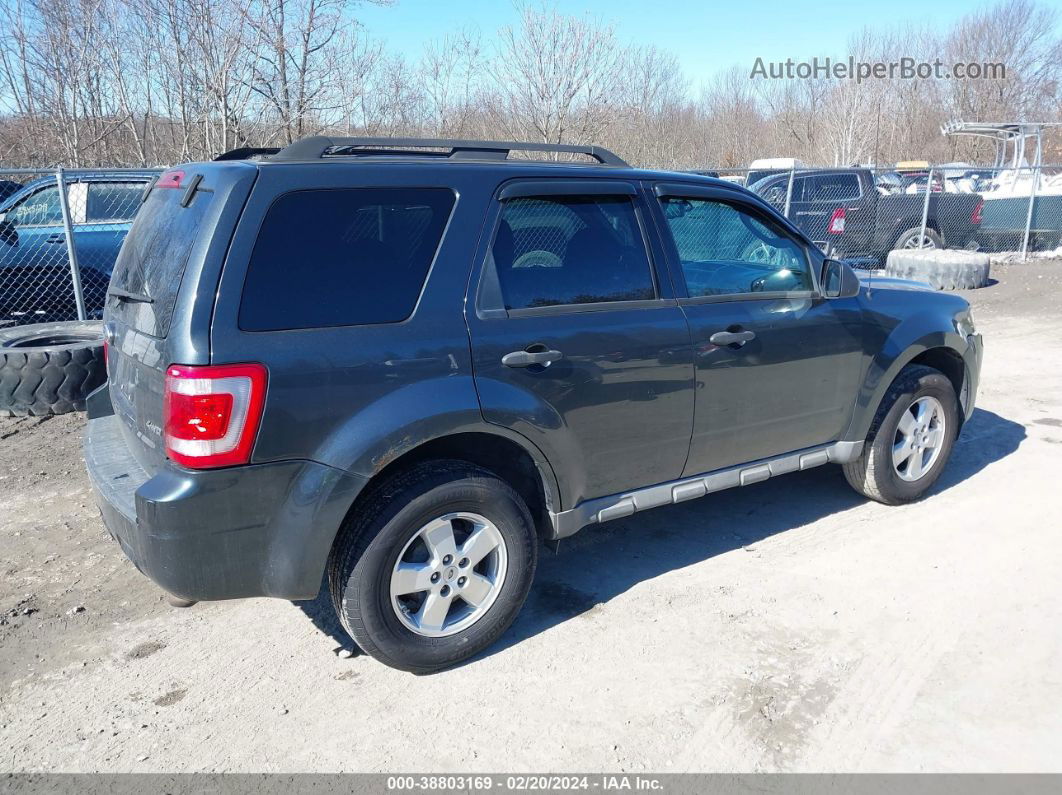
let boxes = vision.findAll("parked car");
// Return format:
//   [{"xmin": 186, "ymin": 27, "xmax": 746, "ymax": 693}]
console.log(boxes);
[
  {"xmin": 0, "ymin": 171, "xmax": 158, "ymax": 323},
  {"xmin": 85, "ymin": 137, "xmax": 983, "ymax": 673},
  {"xmin": 0, "ymin": 180, "xmax": 23, "ymax": 203},
  {"xmin": 750, "ymin": 168, "xmax": 983, "ymax": 259}
]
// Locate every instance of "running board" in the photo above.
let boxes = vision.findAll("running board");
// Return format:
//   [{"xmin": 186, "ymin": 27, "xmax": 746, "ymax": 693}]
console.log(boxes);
[{"xmin": 548, "ymin": 440, "xmax": 864, "ymax": 540}]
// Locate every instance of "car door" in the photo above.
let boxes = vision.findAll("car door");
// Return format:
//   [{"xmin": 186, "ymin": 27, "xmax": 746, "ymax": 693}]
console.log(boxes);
[
  {"xmin": 467, "ymin": 179, "xmax": 695, "ymax": 510},
  {"xmin": 649, "ymin": 181, "xmax": 865, "ymax": 477},
  {"xmin": 0, "ymin": 183, "xmax": 74, "ymax": 319},
  {"xmin": 0, "ymin": 183, "xmax": 69, "ymax": 267}
]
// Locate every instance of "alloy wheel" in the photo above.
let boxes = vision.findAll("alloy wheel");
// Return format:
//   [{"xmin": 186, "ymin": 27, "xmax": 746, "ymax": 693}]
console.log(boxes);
[
  {"xmin": 389, "ymin": 512, "xmax": 508, "ymax": 638},
  {"xmin": 892, "ymin": 396, "xmax": 946, "ymax": 482}
]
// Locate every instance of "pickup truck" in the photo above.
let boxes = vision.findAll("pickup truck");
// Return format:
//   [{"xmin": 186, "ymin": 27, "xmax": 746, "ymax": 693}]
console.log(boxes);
[{"xmin": 750, "ymin": 168, "xmax": 983, "ymax": 261}]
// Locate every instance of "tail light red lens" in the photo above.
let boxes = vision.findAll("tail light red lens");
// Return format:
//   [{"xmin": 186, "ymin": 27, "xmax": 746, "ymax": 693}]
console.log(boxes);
[
  {"xmin": 971, "ymin": 200, "xmax": 984, "ymax": 225},
  {"xmin": 163, "ymin": 363, "xmax": 267, "ymax": 469},
  {"xmin": 827, "ymin": 207, "xmax": 846, "ymax": 234}
]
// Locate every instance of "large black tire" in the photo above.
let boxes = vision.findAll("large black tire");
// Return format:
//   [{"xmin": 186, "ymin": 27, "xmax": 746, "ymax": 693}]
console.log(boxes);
[
  {"xmin": 843, "ymin": 365, "xmax": 960, "ymax": 505},
  {"xmin": 0, "ymin": 321, "xmax": 105, "ymax": 416},
  {"xmin": 328, "ymin": 460, "xmax": 538, "ymax": 674},
  {"xmin": 885, "ymin": 248, "xmax": 991, "ymax": 290}
]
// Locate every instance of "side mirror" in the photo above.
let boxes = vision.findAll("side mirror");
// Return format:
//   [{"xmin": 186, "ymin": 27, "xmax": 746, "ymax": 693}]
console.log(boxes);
[
  {"xmin": 0, "ymin": 218, "xmax": 17, "ymax": 247},
  {"xmin": 821, "ymin": 258, "xmax": 860, "ymax": 298}
]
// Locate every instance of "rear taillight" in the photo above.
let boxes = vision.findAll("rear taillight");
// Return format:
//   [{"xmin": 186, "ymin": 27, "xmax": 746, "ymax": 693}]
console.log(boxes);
[
  {"xmin": 827, "ymin": 207, "xmax": 846, "ymax": 234},
  {"xmin": 163, "ymin": 363, "xmax": 267, "ymax": 469},
  {"xmin": 155, "ymin": 169, "xmax": 185, "ymax": 190},
  {"xmin": 971, "ymin": 200, "xmax": 984, "ymax": 225}
]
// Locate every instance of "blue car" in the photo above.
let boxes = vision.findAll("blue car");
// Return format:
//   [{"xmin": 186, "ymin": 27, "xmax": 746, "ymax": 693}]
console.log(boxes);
[
  {"xmin": 0, "ymin": 180, "xmax": 22, "ymax": 203},
  {"xmin": 0, "ymin": 170, "xmax": 159, "ymax": 323}
]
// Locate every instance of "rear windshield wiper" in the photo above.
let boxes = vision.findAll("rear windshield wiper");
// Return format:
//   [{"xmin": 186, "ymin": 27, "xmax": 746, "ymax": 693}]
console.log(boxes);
[{"xmin": 108, "ymin": 287, "xmax": 155, "ymax": 304}]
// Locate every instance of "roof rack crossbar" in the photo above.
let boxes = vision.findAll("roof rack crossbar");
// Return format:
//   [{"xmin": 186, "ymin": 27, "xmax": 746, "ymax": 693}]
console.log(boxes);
[{"xmin": 270, "ymin": 136, "xmax": 629, "ymax": 166}]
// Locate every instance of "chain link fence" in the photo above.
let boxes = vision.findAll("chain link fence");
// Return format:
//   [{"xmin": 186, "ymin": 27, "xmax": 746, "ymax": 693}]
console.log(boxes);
[
  {"xmin": 0, "ymin": 168, "xmax": 160, "ymax": 327},
  {"xmin": 700, "ymin": 165, "xmax": 1062, "ymax": 266},
  {"xmin": 1, "ymin": 161, "xmax": 1058, "ymax": 330}
]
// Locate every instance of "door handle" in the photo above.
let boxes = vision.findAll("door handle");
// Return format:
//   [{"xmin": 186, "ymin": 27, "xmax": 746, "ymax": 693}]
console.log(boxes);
[
  {"xmin": 709, "ymin": 330, "xmax": 756, "ymax": 347},
  {"xmin": 45, "ymin": 234, "xmax": 65, "ymax": 244},
  {"xmin": 502, "ymin": 347, "xmax": 564, "ymax": 368}
]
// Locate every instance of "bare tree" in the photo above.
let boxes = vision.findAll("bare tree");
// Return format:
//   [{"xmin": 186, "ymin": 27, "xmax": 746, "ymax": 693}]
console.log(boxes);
[
  {"xmin": 419, "ymin": 28, "xmax": 485, "ymax": 137},
  {"xmin": 488, "ymin": 1, "xmax": 623, "ymax": 148},
  {"xmin": 0, "ymin": 0, "xmax": 1060, "ymax": 168}
]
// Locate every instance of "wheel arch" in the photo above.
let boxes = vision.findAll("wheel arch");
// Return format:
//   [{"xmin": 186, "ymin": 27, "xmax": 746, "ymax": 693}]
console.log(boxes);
[
  {"xmin": 848, "ymin": 322, "xmax": 971, "ymax": 442},
  {"xmin": 908, "ymin": 347, "xmax": 966, "ymax": 408},
  {"xmin": 337, "ymin": 428, "xmax": 561, "ymax": 546}
]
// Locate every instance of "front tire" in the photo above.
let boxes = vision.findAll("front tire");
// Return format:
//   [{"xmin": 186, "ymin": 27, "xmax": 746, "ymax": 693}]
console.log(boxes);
[
  {"xmin": 843, "ymin": 365, "xmax": 960, "ymax": 505},
  {"xmin": 328, "ymin": 461, "xmax": 538, "ymax": 673}
]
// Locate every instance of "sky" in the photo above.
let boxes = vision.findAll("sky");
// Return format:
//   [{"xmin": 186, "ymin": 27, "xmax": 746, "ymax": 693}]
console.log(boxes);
[{"xmin": 356, "ymin": 0, "xmax": 990, "ymax": 90}]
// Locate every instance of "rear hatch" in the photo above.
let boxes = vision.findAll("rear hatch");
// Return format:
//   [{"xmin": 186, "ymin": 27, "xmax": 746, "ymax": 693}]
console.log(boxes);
[{"xmin": 104, "ymin": 165, "xmax": 254, "ymax": 472}]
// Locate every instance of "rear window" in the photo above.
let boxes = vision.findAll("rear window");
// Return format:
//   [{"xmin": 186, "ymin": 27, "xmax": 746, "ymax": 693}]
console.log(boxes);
[
  {"xmin": 108, "ymin": 185, "xmax": 213, "ymax": 337},
  {"xmin": 239, "ymin": 188, "xmax": 455, "ymax": 331},
  {"xmin": 802, "ymin": 174, "xmax": 861, "ymax": 202}
]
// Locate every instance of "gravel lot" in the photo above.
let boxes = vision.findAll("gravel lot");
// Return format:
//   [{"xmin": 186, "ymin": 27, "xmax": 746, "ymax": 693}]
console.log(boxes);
[{"xmin": 1, "ymin": 261, "xmax": 1060, "ymax": 773}]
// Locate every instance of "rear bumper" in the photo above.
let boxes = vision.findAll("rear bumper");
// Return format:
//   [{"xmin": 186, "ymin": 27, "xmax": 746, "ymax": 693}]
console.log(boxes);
[{"xmin": 84, "ymin": 399, "xmax": 366, "ymax": 601}]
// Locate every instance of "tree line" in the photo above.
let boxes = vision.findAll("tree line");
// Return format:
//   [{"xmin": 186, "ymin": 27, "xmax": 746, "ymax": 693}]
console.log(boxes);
[{"xmin": 0, "ymin": 0, "xmax": 1060, "ymax": 169}]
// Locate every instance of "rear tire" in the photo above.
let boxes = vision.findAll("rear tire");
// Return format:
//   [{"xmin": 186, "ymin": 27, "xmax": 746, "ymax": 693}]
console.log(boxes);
[
  {"xmin": 0, "ymin": 321, "xmax": 105, "ymax": 416},
  {"xmin": 843, "ymin": 365, "xmax": 960, "ymax": 505},
  {"xmin": 894, "ymin": 226, "xmax": 942, "ymax": 250},
  {"xmin": 328, "ymin": 460, "xmax": 538, "ymax": 673}
]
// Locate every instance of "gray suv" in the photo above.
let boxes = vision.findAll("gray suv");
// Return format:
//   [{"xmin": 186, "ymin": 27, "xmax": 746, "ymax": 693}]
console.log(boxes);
[{"xmin": 85, "ymin": 137, "xmax": 983, "ymax": 673}]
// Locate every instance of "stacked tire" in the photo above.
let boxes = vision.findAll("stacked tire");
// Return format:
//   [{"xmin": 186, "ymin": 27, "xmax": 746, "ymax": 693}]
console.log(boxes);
[
  {"xmin": 0, "ymin": 321, "xmax": 106, "ymax": 416},
  {"xmin": 885, "ymin": 249, "xmax": 991, "ymax": 291}
]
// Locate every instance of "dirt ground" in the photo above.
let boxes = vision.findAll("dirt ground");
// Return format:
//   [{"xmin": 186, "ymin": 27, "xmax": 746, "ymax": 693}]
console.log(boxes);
[{"xmin": 1, "ymin": 261, "xmax": 1060, "ymax": 774}]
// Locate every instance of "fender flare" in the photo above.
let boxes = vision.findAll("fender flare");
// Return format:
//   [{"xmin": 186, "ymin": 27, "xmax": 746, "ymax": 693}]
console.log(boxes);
[{"xmin": 846, "ymin": 317, "xmax": 970, "ymax": 442}]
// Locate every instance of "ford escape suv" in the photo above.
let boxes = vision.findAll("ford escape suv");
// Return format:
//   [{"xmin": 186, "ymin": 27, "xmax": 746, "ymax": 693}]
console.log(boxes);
[{"xmin": 85, "ymin": 136, "xmax": 983, "ymax": 673}]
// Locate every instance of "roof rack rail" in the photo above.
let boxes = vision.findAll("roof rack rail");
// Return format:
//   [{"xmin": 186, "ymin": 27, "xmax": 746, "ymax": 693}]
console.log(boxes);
[
  {"xmin": 270, "ymin": 136, "xmax": 629, "ymax": 167},
  {"xmin": 214, "ymin": 147, "xmax": 282, "ymax": 161}
]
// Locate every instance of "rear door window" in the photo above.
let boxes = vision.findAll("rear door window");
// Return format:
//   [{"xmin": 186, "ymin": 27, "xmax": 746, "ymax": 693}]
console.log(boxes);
[
  {"xmin": 87, "ymin": 182, "xmax": 144, "ymax": 222},
  {"xmin": 489, "ymin": 195, "xmax": 655, "ymax": 311},
  {"xmin": 108, "ymin": 184, "xmax": 214, "ymax": 337},
  {"xmin": 239, "ymin": 188, "xmax": 455, "ymax": 331}
]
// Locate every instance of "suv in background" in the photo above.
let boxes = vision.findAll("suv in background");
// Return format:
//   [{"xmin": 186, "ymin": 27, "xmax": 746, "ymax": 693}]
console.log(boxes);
[
  {"xmin": 0, "ymin": 171, "xmax": 158, "ymax": 324},
  {"xmin": 750, "ymin": 168, "xmax": 983, "ymax": 261},
  {"xmin": 85, "ymin": 137, "xmax": 982, "ymax": 673}
]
